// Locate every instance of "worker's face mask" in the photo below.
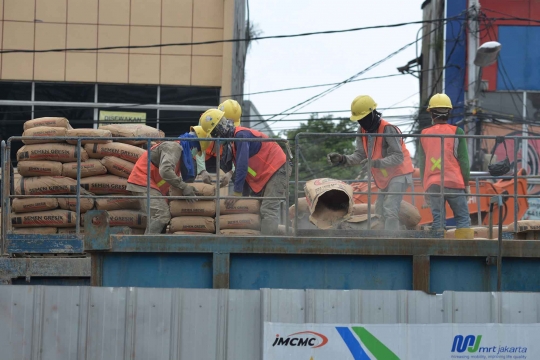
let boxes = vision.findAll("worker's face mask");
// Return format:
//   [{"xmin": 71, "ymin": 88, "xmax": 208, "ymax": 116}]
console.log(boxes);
[{"xmin": 358, "ymin": 111, "xmax": 381, "ymax": 133}]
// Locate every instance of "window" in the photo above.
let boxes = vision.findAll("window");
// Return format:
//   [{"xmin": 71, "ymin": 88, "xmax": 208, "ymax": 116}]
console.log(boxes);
[
  {"xmin": 35, "ymin": 82, "xmax": 94, "ymax": 102},
  {"xmin": 160, "ymin": 86, "xmax": 220, "ymax": 106},
  {"xmin": 0, "ymin": 82, "xmax": 32, "ymax": 100},
  {"xmin": 98, "ymin": 84, "xmax": 157, "ymax": 104}
]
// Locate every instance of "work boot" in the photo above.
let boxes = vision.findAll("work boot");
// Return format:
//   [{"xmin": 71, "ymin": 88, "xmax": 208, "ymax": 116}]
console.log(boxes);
[
  {"xmin": 384, "ymin": 218, "xmax": 401, "ymax": 231},
  {"xmin": 454, "ymin": 228, "xmax": 474, "ymax": 240},
  {"xmin": 261, "ymin": 218, "xmax": 279, "ymax": 235}
]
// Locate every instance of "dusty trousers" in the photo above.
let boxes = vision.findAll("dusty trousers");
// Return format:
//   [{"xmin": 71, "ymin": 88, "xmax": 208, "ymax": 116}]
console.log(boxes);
[
  {"xmin": 375, "ymin": 180, "xmax": 409, "ymax": 230},
  {"xmin": 132, "ymin": 188, "xmax": 171, "ymax": 234},
  {"xmin": 259, "ymin": 163, "xmax": 289, "ymax": 235}
]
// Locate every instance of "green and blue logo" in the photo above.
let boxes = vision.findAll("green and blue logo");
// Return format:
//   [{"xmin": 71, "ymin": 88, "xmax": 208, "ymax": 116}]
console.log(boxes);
[
  {"xmin": 336, "ymin": 327, "xmax": 400, "ymax": 360},
  {"xmin": 451, "ymin": 335, "xmax": 483, "ymax": 353}
]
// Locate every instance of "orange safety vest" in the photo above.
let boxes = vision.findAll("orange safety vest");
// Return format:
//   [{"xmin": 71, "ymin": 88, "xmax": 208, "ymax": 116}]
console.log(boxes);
[
  {"xmin": 420, "ymin": 123, "xmax": 465, "ymax": 190},
  {"xmin": 361, "ymin": 119, "xmax": 414, "ymax": 189},
  {"xmin": 128, "ymin": 142, "xmax": 180, "ymax": 195},
  {"xmin": 232, "ymin": 126, "xmax": 287, "ymax": 193}
]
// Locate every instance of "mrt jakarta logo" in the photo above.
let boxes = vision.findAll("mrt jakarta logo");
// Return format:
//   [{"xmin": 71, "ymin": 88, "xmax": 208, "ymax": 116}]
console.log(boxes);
[
  {"xmin": 336, "ymin": 326, "xmax": 400, "ymax": 360},
  {"xmin": 452, "ymin": 334, "xmax": 527, "ymax": 355}
]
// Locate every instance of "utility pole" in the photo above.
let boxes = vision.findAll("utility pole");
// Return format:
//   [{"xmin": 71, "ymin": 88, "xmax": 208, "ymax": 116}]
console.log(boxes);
[{"xmin": 466, "ymin": 0, "xmax": 480, "ymax": 167}]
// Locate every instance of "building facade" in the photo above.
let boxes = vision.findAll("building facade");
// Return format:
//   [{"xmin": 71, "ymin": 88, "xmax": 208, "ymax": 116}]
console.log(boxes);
[{"xmin": 0, "ymin": 0, "xmax": 247, "ymax": 157}]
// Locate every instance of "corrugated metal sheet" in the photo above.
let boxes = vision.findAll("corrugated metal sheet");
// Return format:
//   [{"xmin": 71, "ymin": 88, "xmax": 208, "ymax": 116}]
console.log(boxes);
[{"xmin": 1, "ymin": 286, "xmax": 540, "ymax": 360}]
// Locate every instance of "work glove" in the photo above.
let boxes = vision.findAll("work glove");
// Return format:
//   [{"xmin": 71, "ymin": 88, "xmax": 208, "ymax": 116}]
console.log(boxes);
[
  {"xmin": 225, "ymin": 191, "xmax": 242, "ymax": 207},
  {"xmin": 327, "ymin": 153, "xmax": 343, "ymax": 165},
  {"xmin": 220, "ymin": 171, "xmax": 233, "ymax": 188},
  {"xmin": 181, "ymin": 184, "xmax": 197, "ymax": 203},
  {"xmin": 199, "ymin": 170, "xmax": 212, "ymax": 185}
]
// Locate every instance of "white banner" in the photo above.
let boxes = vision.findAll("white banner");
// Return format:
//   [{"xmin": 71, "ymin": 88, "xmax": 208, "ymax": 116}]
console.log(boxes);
[{"xmin": 264, "ymin": 322, "xmax": 537, "ymax": 360}]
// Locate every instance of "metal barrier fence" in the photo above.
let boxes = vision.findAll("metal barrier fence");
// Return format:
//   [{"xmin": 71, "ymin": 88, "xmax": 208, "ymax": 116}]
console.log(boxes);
[{"xmin": 0, "ymin": 132, "xmax": 537, "ymax": 251}]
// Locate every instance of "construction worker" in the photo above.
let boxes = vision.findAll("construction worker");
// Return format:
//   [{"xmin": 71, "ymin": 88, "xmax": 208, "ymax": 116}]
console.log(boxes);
[
  {"xmin": 127, "ymin": 127, "xmax": 208, "ymax": 234},
  {"xmin": 200, "ymin": 108, "xmax": 288, "ymax": 235},
  {"xmin": 418, "ymin": 93, "xmax": 471, "ymax": 237},
  {"xmin": 195, "ymin": 99, "xmax": 242, "ymax": 186},
  {"xmin": 327, "ymin": 95, "xmax": 414, "ymax": 230}
]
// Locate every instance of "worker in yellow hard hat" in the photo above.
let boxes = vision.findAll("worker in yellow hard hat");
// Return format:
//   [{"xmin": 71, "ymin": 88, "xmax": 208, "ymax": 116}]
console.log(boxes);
[
  {"xmin": 327, "ymin": 95, "xmax": 414, "ymax": 230},
  {"xmin": 418, "ymin": 93, "xmax": 472, "ymax": 238},
  {"xmin": 195, "ymin": 100, "xmax": 242, "ymax": 186}
]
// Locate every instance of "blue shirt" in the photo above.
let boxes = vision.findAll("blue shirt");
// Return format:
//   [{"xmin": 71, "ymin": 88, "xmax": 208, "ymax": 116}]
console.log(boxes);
[{"xmin": 233, "ymin": 130, "xmax": 262, "ymax": 193}]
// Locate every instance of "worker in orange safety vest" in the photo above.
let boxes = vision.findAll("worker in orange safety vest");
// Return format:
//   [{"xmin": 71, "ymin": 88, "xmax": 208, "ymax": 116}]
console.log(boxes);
[
  {"xmin": 327, "ymin": 95, "xmax": 414, "ymax": 230},
  {"xmin": 418, "ymin": 93, "xmax": 472, "ymax": 238}
]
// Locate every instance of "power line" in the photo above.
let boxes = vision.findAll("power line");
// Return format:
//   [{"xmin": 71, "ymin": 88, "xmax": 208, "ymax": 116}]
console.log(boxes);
[{"xmin": 0, "ymin": 17, "xmax": 468, "ymax": 54}]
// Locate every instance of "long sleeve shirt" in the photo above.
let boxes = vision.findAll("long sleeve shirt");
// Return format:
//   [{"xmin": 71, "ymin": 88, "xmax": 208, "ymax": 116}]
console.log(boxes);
[
  {"xmin": 127, "ymin": 141, "xmax": 184, "ymax": 193},
  {"xmin": 344, "ymin": 124, "xmax": 407, "ymax": 168},
  {"xmin": 233, "ymin": 130, "xmax": 262, "ymax": 193},
  {"xmin": 418, "ymin": 126, "xmax": 470, "ymax": 185}
]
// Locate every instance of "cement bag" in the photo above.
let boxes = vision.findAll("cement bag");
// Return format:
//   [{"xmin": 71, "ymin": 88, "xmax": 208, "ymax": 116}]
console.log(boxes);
[
  {"xmin": 220, "ymin": 199, "xmax": 260, "ymax": 215},
  {"xmin": 170, "ymin": 200, "xmax": 216, "ymax": 217},
  {"xmin": 80, "ymin": 175, "xmax": 129, "ymax": 194},
  {"xmin": 22, "ymin": 126, "xmax": 67, "ymax": 144},
  {"xmin": 58, "ymin": 197, "xmax": 95, "ymax": 213},
  {"xmin": 15, "ymin": 176, "xmax": 89, "ymax": 196},
  {"xmin": 220, "ymin": 214, "xmax": 261, "ymax": 230},
  {"xmin": 12, "ymin": 198, "xmax": 58, "ymax": 213},
  {"xmin": 62, "ymin": 159, "xmax": 107, "ymax": 179},
  {"xmin": 338, "ymin": 214, "xmax": 384, "ymax": 230},
  {"xmin": 11, "ymin": 209, "xmax": 78, "ymax": 228},
  {"xmin": 84, "ymin": 142, "xmax": 144, "ymax": 163},
  {"xmin": 174, "ymin": 231, "xmax": 206, "ymax": 235},
  {"xmin": 57, "ymin": 228, "xmax": 83, "ymax": 234},
  {"xmin": 12, "ymin": 227, "xmax": 58, "ymax": 235},
  {"xmin": 95, "ymin": 196, "xmax": 139, "ymax": 211},
  {"xmin": 17, "ymin": 143, "xmax": 89, "ymax": 163},
  {"xmin": 507, "ymin": 220, "xmax": 540, "ymax": 233},
  {"xmin": 109, "ymin": 227, "xmax": 145, "ymax": 235},
  {"xmin": 17, "ymin": 161, "xmax": 63, "ymax": 177},
  {"xmin": 288, "ymin": 197, "xmax": 309, "ymax": 220},
  {"xmin": 352, "ymin": 201, "xmax": 421, "ymax": 228},
  {"xmin": 107, "ymin": 210, "xmax": 147, "ymax": 229},
  {"xmin": 399, "ymin": 201, "xmax": 421, "ymax": 227},
  {"xmin": 169, "ymin": 216, "xmax": 215, "ymax": 233},
  {"xmin": 304, "ymin": 178, "xmax": 354, "ymax": 229},
  {"xmin": 24, "ymin": 117, "xmax": 70, "ymax": 131},
  {"xmin": 219, "ymin": 229, "xmax": 261, "ymax": 235},
  {"xmin": 99, "ymin": 124, "xmax": 164, "ymax": 145},
  {"xmin": 170, "ymin": 183, "xmax": 215, "ymax": 197},
  {"xmin": 66, "ymin": 129, "xmax": 112, "ymax": 145},
  {"xmin": 100, "ymin": 156, "xmax": 134, "ymax": 178}
]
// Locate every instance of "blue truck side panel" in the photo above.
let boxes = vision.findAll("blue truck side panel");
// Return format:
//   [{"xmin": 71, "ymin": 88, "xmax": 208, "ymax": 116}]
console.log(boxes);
[
  {"xmin": 497, "ymin": 26, "xmax": 540, "ymax": 91},
  {"xmin": 102, "ymin": 253, "xmax": 213, "ymax": 288},
  {"xmin": 229, "ymin": 255, "xmax": 413, "ymax": 290}
]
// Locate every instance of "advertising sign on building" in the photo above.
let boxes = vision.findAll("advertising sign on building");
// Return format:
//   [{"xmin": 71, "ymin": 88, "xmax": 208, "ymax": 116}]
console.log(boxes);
[
  {"xmin": 264, "ymin": 322, "xmax": 535, "ymax": 359},
  {"xmin": 99, "ymin": 111, "xmax": 147, "ymax": 124}
]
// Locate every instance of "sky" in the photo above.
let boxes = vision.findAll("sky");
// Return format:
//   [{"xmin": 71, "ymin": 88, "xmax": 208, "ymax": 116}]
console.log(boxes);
[{"xmin": 244, "ymin": 0, "xmax": 426, "ymax": 136}]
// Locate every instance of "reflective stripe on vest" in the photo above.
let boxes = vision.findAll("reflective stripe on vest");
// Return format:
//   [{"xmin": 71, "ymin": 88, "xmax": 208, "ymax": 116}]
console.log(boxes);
[
  {"xmin": 232, "ymin": 126, "xmax": 287, "ymax": 193},
  {"xmin": 361, "ymin": 119, "xmax": 414, "ymax": 189},
  {"xmin": 127, "ymin": 142, "xmax": 181, "ymax": 195},
  {"xmin": 420, "ymin": 123, "xmax": 465, "ymax": 190}
]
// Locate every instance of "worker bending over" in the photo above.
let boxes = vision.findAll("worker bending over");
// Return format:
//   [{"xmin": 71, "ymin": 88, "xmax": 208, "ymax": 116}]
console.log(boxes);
[
  {"xmin": 195, "ymin": 99, "xmax": 242, "ymax": 186},
  {"xmin": 418, "ymin": 93, "xmax": 471, "ymax": 237},
  {"xmin": 327, "ymin": 95, "xmax": 414, "ymax": 230},
  {"xmin": 127, "ymin": 128, "xmax": 207, "ymax": 234},
  {"xmin": 200, "ymin": 108, "xmax": 288, "ymax": 235}
]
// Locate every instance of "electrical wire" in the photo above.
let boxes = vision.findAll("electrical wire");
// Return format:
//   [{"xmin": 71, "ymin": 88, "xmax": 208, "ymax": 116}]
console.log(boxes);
[{"xmin": 0, "ymin": 17, "xmax": 465, "ymax": 54}]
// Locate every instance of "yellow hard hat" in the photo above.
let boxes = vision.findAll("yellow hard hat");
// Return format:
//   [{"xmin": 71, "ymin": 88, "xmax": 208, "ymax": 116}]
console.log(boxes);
[
  {"xmin": 350, "ymin": 95, "xmax": 377, "ymax": 121},
  {"xmin": 199, "ymin": 109, "xmax": 225, "ymax": 135},
  {"xmin": 427, "ymin": 93, "xmax": 452, "ymax": 112},
  {"xmin": 218, "ymin": 99, "xmax": 242, "ymax": 126},
  {"xmin": 190, "ymin": 125, "xmax": 211, "ymax": 151}
]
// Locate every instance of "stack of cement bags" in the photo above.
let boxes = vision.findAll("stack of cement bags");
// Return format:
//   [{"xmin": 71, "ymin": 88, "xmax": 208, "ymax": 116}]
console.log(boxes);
[
  {"xmin": 169, "ymin": 183, "xmax": 217, "ymax": 234},
  {"xmin": 12, "ymin": 118, "xmax": 159, "ymax": 235},
  {"xmin": 82, "ymin": 124, "xmax": 160, "ymax": 234},
  {"xmin": 12, "ymin": 118, "xmax": 90, "ymax": 234},
  {"xmin": 218, "ymin": 199, "xmax": 261, "ymax": 235}
]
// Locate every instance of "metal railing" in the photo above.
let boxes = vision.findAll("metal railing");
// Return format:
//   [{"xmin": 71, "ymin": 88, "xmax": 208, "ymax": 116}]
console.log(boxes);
[
  {"xmin": 0, "ymin": 132, "xmax": 539, "ymax": 254},
  {"xmin": 1, "ymin": 135, "xmax": 292, "ymax": 254}
]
